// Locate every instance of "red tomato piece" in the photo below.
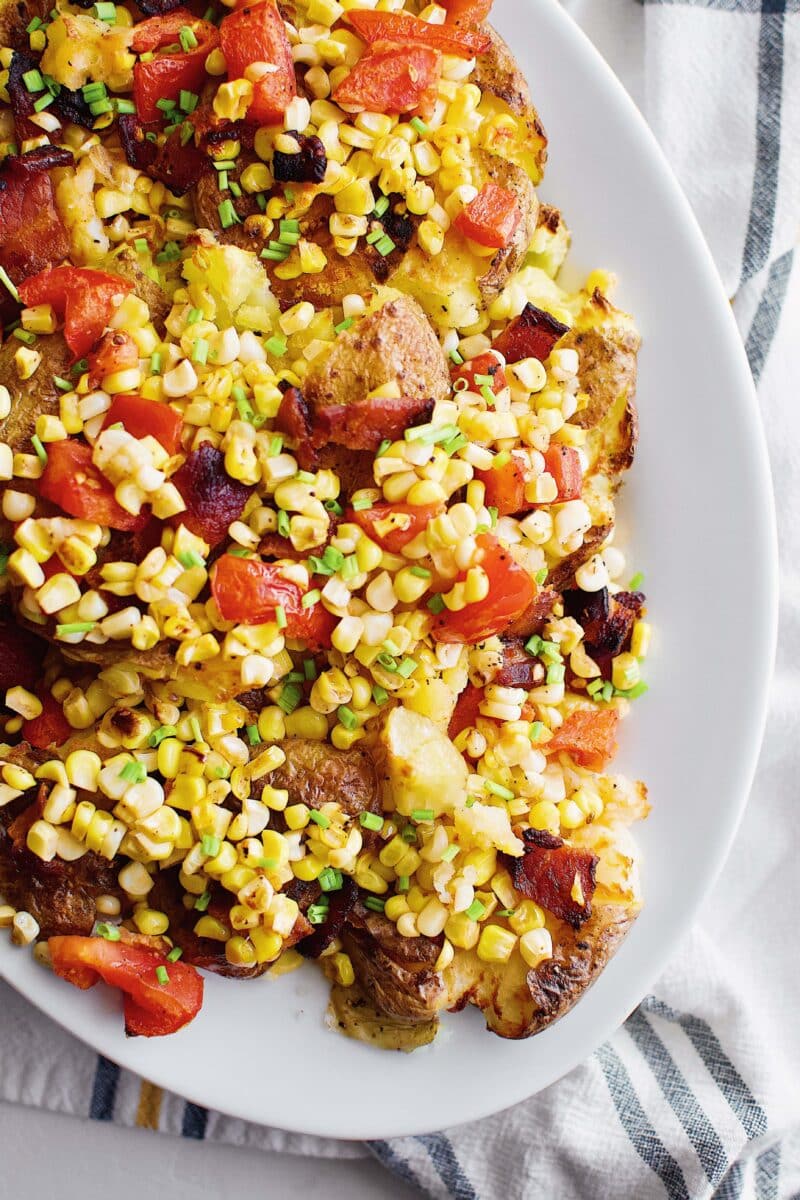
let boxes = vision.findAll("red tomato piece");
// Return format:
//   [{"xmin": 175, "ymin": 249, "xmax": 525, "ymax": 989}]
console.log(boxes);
[
  {"xmin": 170, "ymin": 443, "xmax": 254, "ymax": 546},
  {"xmin": 39, "ymin": 439, "xmax": 146, "ymax": 532},
  {"xmin": 220, "ymin": 2, "xmax": 295, "ymax": 125},
  {"xmin": 543, "ymin": 444, "xmax": 583, "ymax": 501},
  {"xmin": 102, "ymin": 394, "xmax": 183, "ymax": 455},
  {"xmin": 22, "ymin": 691, "xmax": 72, "ymax": 750},
  {"xmin": 441, "ymin": 0, "xmax": 494, "ymax": 24},
  {"xmin": 211, "ymin": 554, "xmax": 335, "ymax": 646},
  {"xmin": 349, "ymin": 500, "xmax": 442, "ymax": 554},
  {"xmin": 454, "ymin": 182, "xmax": 521, "ymax": 250},
  {"xmin": 491, "ymin": 302, "xmax": 570, "ymax": 364},
  {"xmin": 452, "ymin": 350, "xmax": 507, "ymax": 396},
  {"xmin": 509, "ymin": 831, "xmax": 598, "ymax": 928},
  {"xmin": 476, "ymin": 452, "xmax": 528, "ymax": 517},
  {"xmin": 333, "ymin": 43, "xmax": 441, "ymax": 115},
  {"xmin": 0, "ymin": 147, "xmax": 71, "ymax": 287},
  {"xmin": 88, "ymin": 331, "xmax": 139, "ymax": 388},
  {"xmin": 0, "ymin": 616, "xmax": 46, "ymax": 693},
  {"xmin": 313, "ymin": 395, "xmax": 434, "ymax": 452},
  {"xmin": 48, "ymin": 936, "xmax": 204, "ymax": 1037},
  {"xmin": 432, "ymin": 534, "xmax": 535, "ymax": 644},
  {"xmin": 18, "ymin": 266, "xmax": 133, "ymax": 360},
  {"xmin": 448, "ymin": 683, "xmax": 487, "ymax": 740},
  {"xmin": 545, "ymin": 706, "xmax": 620, "ymax": 772},
  {"xmin": 132, "ymin": 10, "xmax": 220, "ymax": 124},
  {"xmin": 345, "ymin": 9, "xmax": 489, "ymax": 57}
]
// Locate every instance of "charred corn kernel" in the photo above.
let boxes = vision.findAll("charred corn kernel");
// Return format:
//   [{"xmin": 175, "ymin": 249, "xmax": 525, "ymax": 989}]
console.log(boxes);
[
  {"xmin": 26, "ymin": 819, "xmax": 58, "ymax": 862},
  {"xmin": 118, "ymin": 860, "xmax": 154, "ymax": 897},
  {"xmin": 508, "ymin": 900, "xmax": 545, "ymax": 935},
  {"xmin": 168, "ymin": 773, "xmax": 207, "ymax": 809},
  {"xmin": 250, "ymin": 925, "xmax": 283, "ymax": 963},
  {"xmin": 11, "ymin": 910, "xmax": 39, "ymax": 946},
  {"xmin": 133, "ymin": 907, "xmax": 169, "ymax": 936},
  {"xmin": 284, "ymin": 803, "xmax": 311, "ymax": 831},
  {"xmin": 42, "ymin": 783, "xmax": 77, "ymax": 825},
  {"xmin": 254, "ymin": 706, "xmax": 284, "ymax": 743},
  {"xmin": 395, "ymin": 912, "xmax": 419, "ymax": 938},
  {"xmin": 477, "ymin": 924, "xmax": 517, "ymax": 964},
  {"xmin": 225, "ymin": 935, "xmax": 257, "ymax": 966},
  {"xmin": 15, "ymin": 345, "xmax": 41, "ymax": 380},
  {"xmin": 630, "ymin": 620, "xmax": 651, "ymax": 659},
  {"xmin": 240, "ymin": 161, "xmax": 271, "ymax": 192},
  {"xmin": 5, "ymin": 686, "xmax": 42, "ymax": 720},
  {"xmin": 519, "ymin": 927, "xmax": 553, "ymax": 968},
  {"xmin": 445, "ymin": 912, "xmax": 480, "ymax": 950},
  {"xmin": 2, "ymin": 763, "xmax": 35, "ymax": 791},
  {"xmin": 334, "ymin": 178, "xmax": 374, "ymax": 216},
  {"xmin": 293, "ymin": 854, "xmax": 325, "ymax": 882},
  {"xmin": 331, "ymin": 951, "xmax": 354, "ymax": 986},
  {"xmin": 528, "ymin": 799, "xmax": 560, "ymax": 837},
  {"xmin": 8, "ymin": 549, "xmax": 45, "ymax": 589},
  {"xmin": 331, "ymin": 724, "xmax": 364, "ymax": 750},
  {"xmin": 37, "ymin": 572, "xmax": 82, "ymax": 615},
  {"xmin": 284, "ymin": 706, "xmax": 328, "ymax": 740},
  {"xmin": 416, "ymin": 897, "xmax": 448, "ymax": 938},
  {"xmin": 194, "ymin": 915, "xmax": 229, "ymax": 941},
  {"xmin": 214, "ymin": 78, "xmax": 253, "ymax": 121},
  {"xmin": 298, "ymin": 240, "xmax": 327, "ymax": 273},
  {"xmin": 558, "ymin": 797, "xmax": 585, "ymax": 830},
  {"xmin": 95, "ymin": 894, "xmax": 121, "ymax": 917},
  {"xmin": 21, "ymin": 304, "xmax": 56, "ymax": 335},
  {"xmin": 63, "ymin": 689, "xmax": 94, "ymax": 730},
  {"xmin": 462, "ymin": 848, "xmax": 496, "ymax": 886},
  {"xmin": 156, "ymin": 738, "xmax": 183, "ymax": 780}
]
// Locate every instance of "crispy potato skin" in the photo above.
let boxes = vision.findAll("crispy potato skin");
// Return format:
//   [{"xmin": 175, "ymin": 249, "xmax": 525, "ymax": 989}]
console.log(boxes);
[
  {"xmin": 476, "ymin": 153, "xmax": 539, "ymax": 302},
  {"xmin": 110, "ymin": 249, "xmax": 170, "ymax": 333},
  {"xmin": 0, "ymin": 0, "xmax": 48, "ymax": 48},
  {"xmin": 473, "ymin": 26, "xmax": 548, "ymax": 183},
  {"xmin": 303, "ymin": 294, "xmax": 450, "ymax": 410},
  {"xmin": 0, "ymin": 331, "xmax": 70, "ymax": 454},
  {"xmin": 264, "ymin": 737, "xmax": 380, "ymax": 821},
  {"xmin": 342, "ymin": 907, "xmax": 445, "ymax": 1026}
]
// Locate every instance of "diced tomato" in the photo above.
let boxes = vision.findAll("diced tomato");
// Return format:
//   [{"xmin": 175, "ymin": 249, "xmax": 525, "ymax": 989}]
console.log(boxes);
[
  {"xmin": 545, "ymin": 706, "xmax": 620, "ymax": 772},
  {"xmin": 454, "ymin": 182, "xmax": 521, "ymax": 250},
  {"xmin": 441, "ymin": 0, "xmax": 494, "ymax": 24},
  {"xmin": 133, "ymin": 10, "xmax": 220, "ymax": 124},
  {"xmin": 22, "ymin": 691, "xmax": 72, "ymax": 750},
  {"xmin": 448, "ymin": 683, "xmax": 486, "ymax": 740},
  {"xmin": 491, "ymin": 302, "xmax": 570, "ymax": 364},
  {"xmin": 0, "ymin": 147, "xmax": 72, "ymax": 287},
  {"xmin": 345, "ymin": 9, "xmax": 489, "ymax": 56},
  {"xmin": 211, "ymin": 554, "xmax": 335, "ymax": 647},
  {"xmin": 452, "ymin": 350, "xmax": 507, "ymax": 396},
  {"xmin": 543, "ymin": 444, "xmax": 582, "ymax": 501},
  {"xmin": 220, "ymin": 1, "xmax": 295, "ymax": 125},
  {"xmin": 18, "ymin": 266, "xmax": 133, "ymax": 360},
  {"xmin": 275, "ymin": 386, "xmax": 316, "ymax": 471},
  {"xmin": 170, "ymin": 443, "xmax": 253, "ymax": 546},
  {"xmin": 333, "ymin": 43, "xmax": 441, "ymax": 115},
  {"xmin": 313, "ymin": 395, "xmax": 434, "ymax": 452},
  {"xmin": 39, "ymin": 439, "xmax": 146, "ymax": 532},
  {"xmin": 88, "ymin": 331, "xmax": 139, "ymax": 388},
  {"xmin": 476, "ymin": 452, "xmax": 528, "ymax": 517},
  {"xmin": 0, "ymin": 615, "xmax": 46, "ymax": 693},
  {"xmin": 509, "ymin": 830, "xmax": 598, "ymax": 928},
  {"xmin": 349, "ymin": 500, "xmax": 442, "ymax": 554},
  {"xmin": 102, "ymin": 394, "xmax": 183, "ymax": 455},
  {"xmin": 48, "ymin": 936, "xmax": 203, "ymax": 1037},
  {"xmin": 432, "ymin": 534, "xmax": 535, "ymax": 644}
]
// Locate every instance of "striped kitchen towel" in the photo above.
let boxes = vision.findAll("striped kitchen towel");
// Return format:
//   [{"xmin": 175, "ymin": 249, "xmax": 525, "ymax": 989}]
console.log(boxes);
[{"xmin": 1, "ymin": 1, "xmax": 799, "ymax": 1197}]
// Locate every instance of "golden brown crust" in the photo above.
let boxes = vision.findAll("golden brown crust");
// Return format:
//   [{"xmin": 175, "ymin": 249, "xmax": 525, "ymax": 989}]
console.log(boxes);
[
  {"xmin": 473, "ymin": 25, "xmax": 548, "ymax": 183},
  {"xmin": 0, "ymin": 331, "xmax": 70, "ymax": 454},
  {"xmin": 547, "ymin": 524, "xmax": 613, "ymax": 592},
  {"xmin": 476, "ymin": 153, "xmax": 539, "ymax": 302},
  {"xmin": 303, "ymin": 294, "xmax": 450, "ymax": 409},
  {"xmin": 342, "ymin": 908, "xmax": 445, "ymax": 1026},
  {"xmin": 264, "ymin": 737, "xmax": 380, "ymax": 820}
]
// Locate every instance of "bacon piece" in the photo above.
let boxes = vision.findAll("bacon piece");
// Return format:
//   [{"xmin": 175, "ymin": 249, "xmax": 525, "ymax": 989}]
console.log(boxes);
[
  {"xmin": 562, "ymin": 587, "xmax": 645, "ymax": 677},
  {"xmin": 272, "ymin": 132, "xmax": 327, "ymax": 185},
  {"xmin": 274, "ymin": 386, "xmax": 317, "ymax": 470},
  {"xmin": 297, "ymin": 877, "xmax": 358, "ymax": 959},
  {"xmin": 448, "ymin": 683, "xmax": 486, "ymax": 740},
  {"xmin": 502, "ymin": 587, "xmax": 559, "ymax": 639},
  {"xmin": 508, "ymin": 829, "xmax": 598, "ymax": 928},
  {"xmin": 118, "ymin": 115, "xmax": 207, "ymax": 197},
  {"xmin": 8, "ymin": 52, "xmax": 93, "ymax": 139},
  {"xmin": 312, "ymin": 395, "xmax": 434, "ymax": 451},
  {"xmin": 494, "ymin": 638, "xmax": 545, "ymax": 688},
  {"xmin": 22, "ymin": 691, "xmax": 72, "ymax": 750},
  {"xmin": 0, "ymin": 614, "xmax": 46, "ymax": 693},
  {"xmin": 137, "ymin": 0, "xmax": 183, "ymax": 13},
  {"xmin": 0, "ymin": 147, "xmax": 72, "ymax": 286},
  {"xmin": 170, "ymin": 442, "xmax": 253, "ymax": 546},
  {"xmin": 492, "ymin": 302, "xmax": 570, "ymax": 365}
]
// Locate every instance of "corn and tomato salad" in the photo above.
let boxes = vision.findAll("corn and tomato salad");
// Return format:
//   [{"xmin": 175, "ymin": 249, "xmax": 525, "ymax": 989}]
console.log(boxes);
[{"xmin": 0, "ymin": 0, "xmax": 648, "ymax": 1040}]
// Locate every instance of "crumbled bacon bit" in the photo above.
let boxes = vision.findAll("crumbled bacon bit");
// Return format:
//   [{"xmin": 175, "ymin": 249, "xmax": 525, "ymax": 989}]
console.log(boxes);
[
  {"xmin": 502, "ymin": 588, "xmax": 559, "ymax": 639},
  {"xmin": 0, "ymin": 147, "xmax": 72, "ymax": 285},
  {"xmin": 272, "ymin": 132, "xmax": 327, "ymax": 185},
  {"xmin": 563, "ymin": 587, "xmax": 645, "ymax": 677},
  {"xmin": 170, "ymin": 442, "xmax": 254, "ymax": 546},
  {"xmin": 297, "ymin": 877, "xmax": 358, "ymax": 959},
  {"xmin": 491, "ymin": 302, "xmax": 570, "ymax": 364},
  {"xmin": 494, "ymin": 639, "xmax": 545, "ymax": 688},
  {"xmin": 312, "ymin": 395, "xmax": 434, "ymax": 451},
  {"xmin": 507, "ymin": 829, "xmax": 598, "ymax": 928},
  {"xmin": 274, "ymin": 386, "xmax": 317, "ymax": 470},
  {"xmin": 118, "ymin": 115, "xmax": 207, "ymax": 197}
]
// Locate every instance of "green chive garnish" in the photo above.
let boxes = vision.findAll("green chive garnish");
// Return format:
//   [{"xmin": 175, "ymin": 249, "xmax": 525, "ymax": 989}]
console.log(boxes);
[{"xmin": 359, "ymin": 811, "xmax": 384, "ymax": 832}]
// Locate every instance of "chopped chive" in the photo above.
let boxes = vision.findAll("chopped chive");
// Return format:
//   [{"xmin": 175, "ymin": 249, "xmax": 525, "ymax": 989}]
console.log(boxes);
[
  {"xmin": 23, "ymin": 68, "xmax": 44, "ymax": 92},
  {"xmin": 375, "ymin": 438, "xmax": 392, "ymax": 458},
  {"xmin": 615, "ymin": 681, "xmax": 649, "ymax": 700},
  {"xmin": 497, "ymin": 908, "xmax": 516, "ymax": 918},
  {"xmin": 334, "ymin": 317, "xmax": 353, "ymax": 334},
  {"xmin": 441, "ymin": 844, "xmax": 458, "ymax": 862},
  {"xmin": 275, "ymin": 604, "xmax": 287, "ymax": 629},
  {"xmin": 364, "ymin": 896, "xmax": 385, "ymax": 913},
  {"xmin": 115, "ymin": 98, "xmax": 136, "ymax": 115},
  {"xmin": 155, "ymin": 241, "xmax": 181, "ymax": 263},
  {"xmin": 82, "ymin": 80, "xmax": 107, "ymax": 100},
  {"xmin": 411, "ymin": 808, "xmax": 434, "ymax": 822},
  {"xmin": 26, "ymin": 16, "xmax": 44, "ymax": 30},
  {"xmin": 96, "ymin": 922, "xmax": 120, "ymax": 941},
  {"xmin": 177, "ymin": 549, "xmax": 205, "ymax": 569},
  {"xmin": 374, "ymin": 234, "xmax": 395, "ymax": 256},
  {"xmin": 276, "ymin": 509, "xmax": 290, "ymax": 538},
  {"xmin": 218, "ymin": 199, "xmax": 240, "ymax": 229},
  {"xmin": 229, "ymin": 180, "xmax": 242, "ymax": 198},
  {"xmin": 201, "ymin": 834, "xmax": 221, "ymax": 857},
  {"xmin": 409, "ymin": 116, "xmax": 429, "ymax": 135},
  {"xmin": 382, "ymin": 638, "xmax": 401, "ymax": 656},
  {"xmin": 376, "ymin": 652, "xmax": 397, "ymax": 672},
  {"xmin": 401, "ymin": 825, "xmax": 417, "ymax": 843},
  {"xmin": 119, "ymin": 760, "xmax": 146, "ymax": 783},
  {"xmin": 546, "ymin": 663, "xmax": 565, "ymax": 684},
  {"xmin": 192, "ymin": 338, "xmax": 209, "ymax": 364},
  {"xmin": 31, "ymin": 435, "xmax": 47, "ymax": 464},
  {"xmin": 525, "ymin": 634, "xmax": 543, "ymax": 656},
  {"xmin": 93, "ymin": 1, "xmax": 116, "ymax": 20},
  {"xmin": 337, "ymin": 704, "xmax": 358, "ymax": 731},
  {"xmin": 156, "ymin": 98, "xmax": 177, "ymax": 114},
  {"xmin": 397, "ymin": 875, "xmax": 410, "ymax": 892},
  {"xmin": 474, "ymin": 373, "xmax": 494, "ymax": 387},
  {"xmin": 534, "ymin": 567, "xmax": 548, "ymax": 585},
  {"xmin": 396, "ymin": 657, "xmax": 417, "ymax": 679},
  {"xmin": 265, "ymin": 335, "xmax": 287, "ymax": 356},
  {"xmin": 488, "ymin": 506, "xmax": 498, "ymax": 528},
  {"xmin": 280, "ymin": 218, "xmax": 300, "ymax": 233},
  {"xmin": 372, "ymin": 194, "xmax": 389, "ymax": 217},
  {"xmin": 89, "ymin": 98, "xmax": 113, "ymax": 115},
  {"xmin": 155, "ymin": 964, "xmax": 170, "ymax": 986},
  {"xmin": 465, "ymin": 899, "xmax": 486, "ymax": 921},
  {"xmin": 372, "ymin": 684, "xmax": 388, "ymax": 705},
  {"xmin": 190, "ymin": 716, "xmax": 203, "ymax": 744},
  {"xmin": 167, "ymin": 946, "xmax": 183, "ymax": 962},
  {"xmin": 307, "ymin": 903, "xmax": 329, "ymax": 925},
  {"xmin": 318, "ymin": 866, "xmax": 343, "ymax": 892},
  {"xmin": 227, "ymin": 547, "xmax": 251, "ymax": 558},
  {"xmin": 149, "ymin": 351, "xmax": 162, "ymax": 375},
  {"xmin": 629, "ymin": 571, "xmax": 645, "ymax": 590},
  {"xmin": 484, "ymin": 779, "xmax": 514, "ymax": 800},
  {"xmin": 134, "ymin": 237, "xmax": 149, "ymax": 254},
  {"xmin": 277, "ymin": 682, "xmax": 302, "ymax": 714},
  {"xmin": 186, "ymin": 307, "xmax": 203, "ymax": 325},
  {"xmin": 179, "ymin": 24, "xmax": 198, "ymax": 49},
  {"xmin": 351, "ymin": 496, "xmax": 373, "ymax": 511},
  {"xmin": 53, "ymin": 376, "xmax": 72, "ymax": 392},
  {"xmin": 148, "ymin": 724, "xmax": 178, "ymax": 747},
  {"xmin": 180, "ymin": 121, "xmax": 194, "ymax": 145},
  {"xmin": 308, "ymin": 809, "xmax": 330, "ymax": 829},
  {"xmin": 427, "ymin": 593, "xmax": 446, "ymax": 614},
  {"xmin": 538, "ymin": 640, "xmax": 561, "ymax": 663},
  {"xmin": 359, "ymin": 812, "xmax": 384, "ymax": 833},
  {"xmin": 13, "ymin": 328, "xmax": 36, "ymax": 345},
  {"xmin": 601, "ymin": 681, "xmax": 614, "ymax": 702},
  {"xmin": 0, "ymin": 267, "xmax": 20, "ymax": 302},
  {"xmin": 261, "ymin": 247, "xmax": 288, "ymax": 262},
  {"xmin": 529, "ymin": 720, "xmax": 545, "ymax": 742},
  {"xmin": 443, "ymin": 433, "xmax": 467, "ymax": 455},
  {"xmin": 409, "ymin": 565, "xmax": 431, "ymax": 579},
  {"xmin": 404, "ymin": 422, "xmax": 460, "ymax": 445},
  {"xmin": 301, "ymin": 588, "xmax": 321, "ymax": 608},
  {"xmin": 448, "ymin": 348, "xmax": 464, "ymax": 366},
  {"xmin": 303, "ymin": 658, "xmax": 317, "ymax": 681},
  {"xmin": 324, "ymin": 498, "xmax": 343, "ymax": 515},
  {"xmin": 194, "ymin": 890, "xmax": 211, "ymax": 912},
  {"xmin": 55, "ymin": 621, "xmax": 95, "ymax": 635},
  {"xmin": 340, "ymin": 554, "xmax": 359, "ymax": 581},
  {"xmin": 480, "ymin": 384, "xmax": 495, "ymax": 406}
]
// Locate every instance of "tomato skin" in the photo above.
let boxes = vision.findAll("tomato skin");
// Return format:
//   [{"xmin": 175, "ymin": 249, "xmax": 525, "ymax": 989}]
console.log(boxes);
[
  {"xmin": 22, "ymin": 691, "xmax": 72, "ymax": 749},
  {"xmin": 349, "ymin": 501, "xmax": 442, "ymax": 554},
  {"xmin": 545, "ymin": 706, "xmax": 620, "ymax": 772},
  {"xmin": 211, "ymin": 555, "xmax": 335, "ymax": 647},
  {"xmin": 452, "ymin": 350, "xmax": 507, "ymax": 396},
  {"xmin": 48, "ymin": 936, "xmax": 204, "ymax": 1037},
  {"xmin": 88, "ymin": 331, "xmax": 138, "ymax": 388},
  {"xmin": 132, "ymin": 11, "xmax": 219, "ymax": 124},
  {"xmin": 18, "ymin": 266, "xmax": 133, "ymax": 360},
  {"xmin": 39, "ymin": 440, "xmax": 146, "ymax": 532},
  {"xmin": 102, "ymin": 394, "xmax": 183, "ymax": 455},
  {"xmin": 220, "ymin": 2, "xmax": 295, "ymax": 125},
  {"xmin": 333, "ymin": 43, "xmax": 441, "ymax": 115},
  {"xmin": 476, "ymin": 453, "xmax": 528, "ymax": 517},
  {"xmin": 432, "ymin": 534, "xmax": 535, "ymax": 644},
  {"xmin": 454, "ymin": 182, "xmax": 521, "ymax": 250},
  {"xmin": 441, "ymin": 0, "xmax": 494, "ymax": 24},
  {"xmin": 543, "ymin": 444, "xmax": 583, "ymax": 501},
  {"xmin": 345, "ymin": 9, "xmax": 489, "ymax": 56}
]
